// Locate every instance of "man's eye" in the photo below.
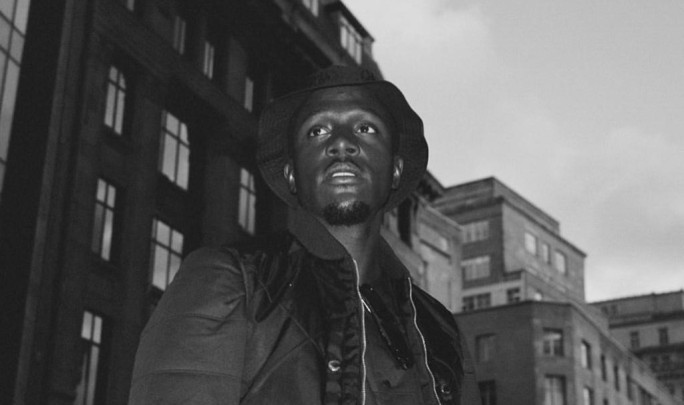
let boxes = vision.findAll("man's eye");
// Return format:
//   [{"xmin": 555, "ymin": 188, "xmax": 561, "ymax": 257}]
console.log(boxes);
[
  {"xmin": 357, "ymin": 124, "xmax": 377, "ymax": 134},
  {"xmin": 307, "ymin": 126, "xmax": 330, "ymax": 137}
]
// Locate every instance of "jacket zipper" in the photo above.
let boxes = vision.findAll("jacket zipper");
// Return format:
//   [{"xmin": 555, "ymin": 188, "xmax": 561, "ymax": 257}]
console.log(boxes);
[
  {"xmin": 352, "ymin": 259, "xmax": 367, "ymax": 405},
  {"xmin": 408, "ymin": 281, "xmax": 443, "ymax": 405}
]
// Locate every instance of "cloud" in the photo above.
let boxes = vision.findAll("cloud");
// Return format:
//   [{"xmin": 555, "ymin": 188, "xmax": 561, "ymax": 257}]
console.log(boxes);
[{"xmin": 345, "ymin": 0, "xmax": 684, "ymax": 302}]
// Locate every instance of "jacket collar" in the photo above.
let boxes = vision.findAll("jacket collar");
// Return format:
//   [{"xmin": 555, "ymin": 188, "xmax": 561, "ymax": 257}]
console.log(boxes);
[{"xmin": 288, "ymin": 207, "xmax": 410, "ymax": 281}]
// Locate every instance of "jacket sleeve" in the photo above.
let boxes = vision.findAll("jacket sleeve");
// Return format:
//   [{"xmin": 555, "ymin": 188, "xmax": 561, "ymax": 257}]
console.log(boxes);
[{"xmin": 128, "ymin": 247, "xmax": 251, "ymax": 405}]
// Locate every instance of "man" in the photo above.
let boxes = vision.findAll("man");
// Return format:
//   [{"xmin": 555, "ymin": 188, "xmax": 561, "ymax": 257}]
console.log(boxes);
[{"xmin": 129, "ymin": 65, "xmax": 479, "ymax": 404}]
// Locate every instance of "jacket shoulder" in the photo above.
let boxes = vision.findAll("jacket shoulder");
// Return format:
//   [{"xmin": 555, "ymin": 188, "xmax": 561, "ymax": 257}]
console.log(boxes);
[{"xmin": 155, "ymin": 246, "xmax": 250, "ymax": 319}]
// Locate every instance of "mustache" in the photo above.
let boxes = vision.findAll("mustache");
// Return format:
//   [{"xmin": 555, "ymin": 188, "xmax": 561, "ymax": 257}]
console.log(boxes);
[{"xmin": 324, "ymin": 158, "xmax": 362, "ymax": 173}]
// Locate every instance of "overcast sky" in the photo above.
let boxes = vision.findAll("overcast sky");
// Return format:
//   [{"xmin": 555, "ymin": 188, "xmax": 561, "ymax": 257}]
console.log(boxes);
[{"xmin": 344, "ymin": 0, "xmax": 684, "ymax": 302}]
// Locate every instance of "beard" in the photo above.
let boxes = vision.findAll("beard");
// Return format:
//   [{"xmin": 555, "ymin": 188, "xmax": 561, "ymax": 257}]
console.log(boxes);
[{"xmin": 322, "ymin": 201, "xmax": 371, "ymax": 226}]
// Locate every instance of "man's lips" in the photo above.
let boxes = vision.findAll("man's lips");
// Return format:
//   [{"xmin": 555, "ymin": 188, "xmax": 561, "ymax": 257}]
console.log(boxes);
[{"xmin": 324, "ymin": 162, "xmax": 362, "ymax": 180}]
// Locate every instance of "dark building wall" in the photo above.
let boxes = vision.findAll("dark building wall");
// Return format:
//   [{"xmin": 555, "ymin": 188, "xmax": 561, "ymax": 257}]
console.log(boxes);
[
  {"xmin": 2, "ymin": 0, "xmax": 383, "ymax": 403},
  {"xmin": 457, "ymin": 301, "xmax": 681, "ymax": 405},
  {"xmin": 457, "ymin": 303, "xmax": 539, "ymax": 404}
]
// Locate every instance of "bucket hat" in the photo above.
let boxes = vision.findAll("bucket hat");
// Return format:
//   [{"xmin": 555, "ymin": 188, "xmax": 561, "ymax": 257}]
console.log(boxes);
[{"xmin": 257, "ymin": 65, "xmax": 427, "ymax": 211}]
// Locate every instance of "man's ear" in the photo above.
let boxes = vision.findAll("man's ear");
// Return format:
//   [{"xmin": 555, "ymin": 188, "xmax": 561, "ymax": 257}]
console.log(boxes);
[
  {"xmin": 392, "ymin": 156, "xmax": 403, "ymax": 190},
  {"xmin": 283, "ymin": 162, "xmax": 296, "ymax": 194}
]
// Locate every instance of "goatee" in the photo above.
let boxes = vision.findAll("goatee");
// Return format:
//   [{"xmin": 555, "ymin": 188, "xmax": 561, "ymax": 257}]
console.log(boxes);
[{"xmin": 323, "ymin": 201, "xmax": 371, "ymax": 226}]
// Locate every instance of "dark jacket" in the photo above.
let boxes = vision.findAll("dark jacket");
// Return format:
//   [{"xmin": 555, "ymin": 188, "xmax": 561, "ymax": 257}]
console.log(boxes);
[{"xmin": 129, "ymin": 209, "xmax": 480, "ymax": 404}]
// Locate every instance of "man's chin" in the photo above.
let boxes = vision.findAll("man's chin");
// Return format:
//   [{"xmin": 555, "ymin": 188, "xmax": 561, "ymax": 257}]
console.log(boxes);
[{"xmin": 322, "ymin": 201, "xmax": 371, "ymax": 226}]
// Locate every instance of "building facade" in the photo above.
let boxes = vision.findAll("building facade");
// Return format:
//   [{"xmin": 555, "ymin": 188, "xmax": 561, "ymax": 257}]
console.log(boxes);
[
  {"xmin": 0, "ymin": 0, "xmax": 385, "ymax": 403},
  {"xmin": 440, "ymin": 177, "xmax": 680, "ymax": 404},
  {"xmin": 434, "ymin": 177, "xmax": 587, "ymax": 312},
  {"xmin": 593, "ymin": 290, "xmax": 684, "ymax": 402},
  {"xmin": 382, "ymin": 171, "xmax": 463, "ymax": 312},
  {"xmin": 456, "ymin": 300, "xmax": 681, "ymax": 405}
]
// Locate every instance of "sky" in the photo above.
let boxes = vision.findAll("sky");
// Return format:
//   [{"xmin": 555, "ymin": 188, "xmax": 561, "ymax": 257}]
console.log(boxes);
[{"xmin": 343, "ymin": 0, "xmax": 684, "ymax": 302}]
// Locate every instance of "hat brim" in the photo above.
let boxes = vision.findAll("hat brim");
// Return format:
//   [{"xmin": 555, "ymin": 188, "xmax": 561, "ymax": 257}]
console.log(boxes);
[{"xmin": 257, "ymin": 79, "xmax": 427, "ymax": 211}]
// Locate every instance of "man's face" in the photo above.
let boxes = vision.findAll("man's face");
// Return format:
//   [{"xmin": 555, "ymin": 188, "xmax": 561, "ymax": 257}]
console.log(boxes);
[{"xmin": 285, "ymin": 86, "xmax": 402, "ymax": 226}]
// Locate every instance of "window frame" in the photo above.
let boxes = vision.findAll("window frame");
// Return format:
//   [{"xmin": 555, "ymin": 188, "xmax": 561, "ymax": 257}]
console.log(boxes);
[
  {"xmin": 172, "ymin": 14, "xmax": 187, "ymax": 54},
  {"xmin": 149, "ymin": 217, "xmax": 184, "ymax": 291},
  {"xmin": 554, "ymin": 250, "xmax": 567, "ymax": 274},
  {"xmin": 74, "ymin": 310, "xmax": 108, "ymax": 405},
  {"xmin": 201, "ymin": 40, "xmax": 216, "ymax": 79},
  {"xmin": 91, "ymin": 178, "xmax": 120, "ymax": 262},
  {"xmin": 524, "ymin": 231, "xmax": 537, "ymax": 256},
  {"xmin": 479, "ymin": 380, "xmax": 497, "ymax": 405},
  {"xmin": 238, "ymin": 167, "xmax": 256, "ymax": 234},
  {"xmin": 629, "ymin": 331, "xmax": 640, "ymax": 349},
  {"xmin": 158, "ymin": 110, "xmax": 190, "ymax": 190},
  {"xmin": 581, "ymin": 340, "xmax": 592, "ymax": 369},
  {"xmin": 658, "ymin": 327, "xmax": 669, "ymax": 346},
  {"xmin": 544, "ymin": 375, "xmax": 566, "ymax": 405},
  {"xmin": 103, "ymin": 65, "xmax": 128, "ymax": 136},
  {"xmin": 582, "ymin": 386, "xmax": 594, "ymax": 405},
  {"xmin": 506, "ymin": 287, "xmax": 521, "ymax": 303},
  {"xmin": 475, "ymin": 334, "xmax": 496, "ymax": 363},
  {"xmin": 462, "ymin": 220, "xmax": 489, "ymax": 243},
  {"xmin": 462, "ymin": 255, "xmax": 491, "ymax": 281},
  {"xmin": 542, "ymin": 328, "xmax": 564, "ymax": 357}
]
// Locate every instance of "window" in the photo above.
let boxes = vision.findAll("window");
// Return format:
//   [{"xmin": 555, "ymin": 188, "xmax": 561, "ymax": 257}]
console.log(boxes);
[
  {"xmin": 462, "ymin": 220, "xmax": 489, "ymax": 243},
  {"xmin": 554, "ymin": 251, "xmax": 567, "ymax": 274},
  {"xmin": 0, "ymin": 6, "xmax": 24, "ymax": 200},
  {"xmin": 626, "ymin": 376, "xmax": 634, "ymax": 400},
  {"xmin": 462, "ymin": 293, "xmax": 491, "ymax": 312},
  {"xmin": 629, "ymin": 331, "xmax": 640, "ymax": 349},
  {"xmin": 525, "ymin": 232, "xmax": 537, "ymax": 255},
  {"xmin": 542, "ymin": 329, "xmax": 564, "ymax": 356},
  {"xmin": 104, "ymin": 66, "xmax": 127, "ymax": 135},
  {"xmin": 74, "ymin": 311, "xmax": 106, "ymax": 405},
  {"xmin": 581, "ymin": 341, "xmax": 592, "ymax": 369},
  {"xmin": 541, "ymin": 242, "xmax": 550, "ymax": 263},
  {"xmin": 507, "ymin": 287, "xmax": 521, "ymax": 303},
  {"xmin": 479, "ymin": 380, "xmax": 497, "ymax": 405},
  {"xmin": 339, "ymin": 16, "xmax": 362, "ymax": 63},
  {"xmin": 202, "ymin": 41, "xmax": 215, "ymax": 78},
  {"xmin": 172, "ymin": 15, "xmax": 187, "ymax": 54},
  {"xmin": 476, "ymin": 334, "xmax": 496, "ymax": 362},
  {"xmin": 462, "ymin": 256, "xmax": 490, "ymax": 280},
  {"xmin": 544, "ymin": 375, "xmax": 566, "ymax": 405},
  {"xmin": 661, "ymin": 354, "xmax": 671, "ymax": 367},
  {"xmin": 658, "ymin": 327, "xmax": 669, "ymax": 345},
  {"xmin": 159, "ymin": 110, "xmax": 190, "ymax": 189},
  {"xmin": 302, "ymin": 0, "xmax": 319, "ymax": 16},
  {"xmin": 91, "ymin": 179, "xmax": 118, "ymax": 261},
  {"xmin": 583, "ymin": 387, "xmax": 594, "ymax": 405},
  {"xmin": 244, "ymin": 77, "xmax": 254, "ymax": 112},
  {"xmin": 150, "ymin": 218, "xmax": 184, "ymax": 290},
  {"xmin": 121, "ymin": 0, "xmax": 134, "ymax": 10},
  {"xmin": 600, "ymin": 355, "xmax": 607, "ymax": 381},
  {"xmin": 238, "ymin": 168, "xmax": 256, "ymax": 234},
  {"xmin": 462, "ymin": 296, "xmax": 475, "ymax": 312},
  {"xmin": 613, "ymin": 364, "xmax": 620, "ymax": 390},
  {"xmin": 476, "ymin": 293, "xmax": 491, "ymax": 309}
]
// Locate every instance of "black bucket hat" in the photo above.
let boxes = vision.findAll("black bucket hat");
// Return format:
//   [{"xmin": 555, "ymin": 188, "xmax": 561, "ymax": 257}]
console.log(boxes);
[{"xmin": 257, "ymin": 65, "xmax": 427, "ymax": 211}]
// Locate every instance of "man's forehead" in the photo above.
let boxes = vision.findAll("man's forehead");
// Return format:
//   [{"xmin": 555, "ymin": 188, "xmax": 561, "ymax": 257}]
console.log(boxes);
[{"xmin": 294, "ymin": 85, "xmax": 393, "ymax": 124}]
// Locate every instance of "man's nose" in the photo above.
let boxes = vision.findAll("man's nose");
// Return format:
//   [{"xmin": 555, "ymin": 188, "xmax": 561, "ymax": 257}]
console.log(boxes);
[{"xmin": 326, "ymin": 130, "xmax": 359, "ymax": 157}]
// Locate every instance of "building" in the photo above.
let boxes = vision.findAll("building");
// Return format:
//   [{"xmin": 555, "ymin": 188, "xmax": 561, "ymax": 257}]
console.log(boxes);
[
  {"xmin": 440, "ymin": 177, "xmax": 681, "ymax": 404},
  {"xmin": 0, "ymin": 0, "xmax": 385, "ymax": 403},
  {"xmin": 434, "ymin": 177, "xmax": 587, "ymax": 312},
  {"xmin": 383, "ymin": 171, "xmax": 463, "ymax": 312},
  {"xmin": 592, "ymin": 290, "xmax": 684, "ymax": 401},
  {"xmin": 457, "ymin": 300, "xmax": 680, "ymax": 405}
]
